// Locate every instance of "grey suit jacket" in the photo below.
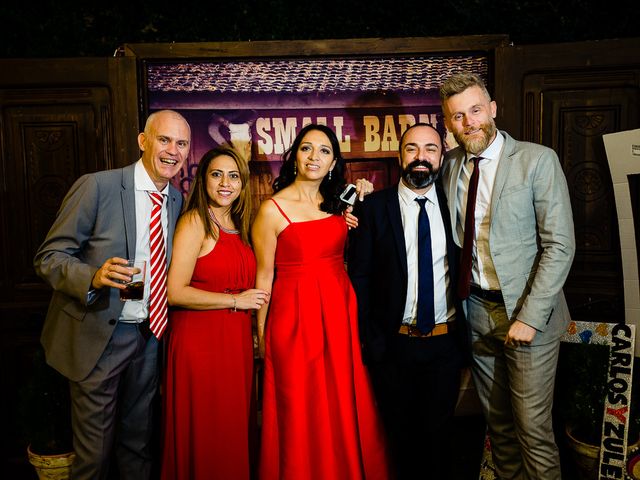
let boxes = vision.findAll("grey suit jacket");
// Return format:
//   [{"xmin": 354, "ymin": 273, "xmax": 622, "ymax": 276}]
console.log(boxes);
[
  {"xmin": 442, "ymin": 131, "xmax": 576, "ymax": 344},
  {"xmin": 34, "ymin": 163, "xmax": 183, "ymax": 381}
]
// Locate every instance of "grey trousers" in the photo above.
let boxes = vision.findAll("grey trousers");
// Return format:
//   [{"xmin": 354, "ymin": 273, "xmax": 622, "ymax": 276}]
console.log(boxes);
[
  {"xmin": 467, "ymin": 294, "xmax": 562, "ymax": 480},
  {"xmin": 69, "ymin": 322, "xmax": 159, "ymax": 480}
]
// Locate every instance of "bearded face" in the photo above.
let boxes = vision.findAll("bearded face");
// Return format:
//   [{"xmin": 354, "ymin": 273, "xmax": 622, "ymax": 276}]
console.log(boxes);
[
  {"xmin": 443, "ymin": 85, "xmax": 498, "ymax": 156},
  {"xmin": 451, "ymin": 116, "xmax": 497, "ymax": 156},
  {"xmin": 401, "ymin": 159, "xmax": 440, "ymax": 190}
]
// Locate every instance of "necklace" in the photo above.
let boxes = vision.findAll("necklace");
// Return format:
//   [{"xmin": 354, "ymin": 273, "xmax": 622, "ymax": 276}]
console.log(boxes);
[{"xmin": 208, "ymin": 207, "xmax": 239, "ymax": 234}]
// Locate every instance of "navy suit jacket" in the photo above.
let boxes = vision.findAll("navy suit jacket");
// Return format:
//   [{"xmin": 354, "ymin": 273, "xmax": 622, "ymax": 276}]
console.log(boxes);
[{"xmin": 347, "ymin": 182, "xmax": 466, "ymax": 363}]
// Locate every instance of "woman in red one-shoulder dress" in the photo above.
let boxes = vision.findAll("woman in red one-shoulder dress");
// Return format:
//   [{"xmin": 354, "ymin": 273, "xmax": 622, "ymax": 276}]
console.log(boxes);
[
  {"xmin": 161, "ymin": 146, "xmax": 270, "ymax": 480},
  {"xmin": 253, "ymin": 124, "xmax": 390, "ymax": 480}
]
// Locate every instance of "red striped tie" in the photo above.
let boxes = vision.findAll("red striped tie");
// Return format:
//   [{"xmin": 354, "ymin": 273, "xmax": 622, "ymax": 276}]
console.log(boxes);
[{"xmin": 148, "ymin": 192, "xmax": 168, "ymax": 339}]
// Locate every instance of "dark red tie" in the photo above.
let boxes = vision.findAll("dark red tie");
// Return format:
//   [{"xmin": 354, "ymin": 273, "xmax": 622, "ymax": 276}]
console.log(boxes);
[
  {"xmin": 148, "ymin": 192, "xmax": 168, "ymax": 339},
  {"xmin": 457, "ymin": 157, "xmax": 481, "ymax": 299}
]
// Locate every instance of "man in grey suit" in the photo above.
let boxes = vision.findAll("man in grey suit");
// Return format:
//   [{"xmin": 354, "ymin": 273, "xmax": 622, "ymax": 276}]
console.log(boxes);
[
  {"xmin": 439, "ymin": 73, "xmax": 575, "ymax": 479},
  {"xmin": 34, "ymin": 110, "xmax": 190, "ymax": 480}
]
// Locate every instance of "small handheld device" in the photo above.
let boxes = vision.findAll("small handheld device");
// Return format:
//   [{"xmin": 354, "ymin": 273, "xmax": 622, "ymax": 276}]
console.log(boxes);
[{"xmin": 339, "ymin": 184, "xmax": 358, "ymax": 206}]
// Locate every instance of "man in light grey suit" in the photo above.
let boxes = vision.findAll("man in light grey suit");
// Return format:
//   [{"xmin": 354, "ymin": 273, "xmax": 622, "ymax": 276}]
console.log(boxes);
[
  {"xmin": 34, "ymin": 110, "xmax": 190, "ymax": 480},
  {"xmin": 439, "ymin": 73, "xmax": 575, "ymax": 479}
]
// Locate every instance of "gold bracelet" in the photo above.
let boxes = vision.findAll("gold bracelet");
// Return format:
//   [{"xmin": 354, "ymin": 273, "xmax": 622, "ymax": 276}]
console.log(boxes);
[{"xmin": 232, "ymin": 295, "xmax": 237, "ymax": 312}]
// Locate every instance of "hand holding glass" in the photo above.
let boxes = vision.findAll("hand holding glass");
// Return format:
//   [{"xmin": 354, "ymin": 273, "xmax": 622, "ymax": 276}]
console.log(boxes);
[{"xmin": 119, "ymin": 260, "xmax": 146, "ymax": 301}]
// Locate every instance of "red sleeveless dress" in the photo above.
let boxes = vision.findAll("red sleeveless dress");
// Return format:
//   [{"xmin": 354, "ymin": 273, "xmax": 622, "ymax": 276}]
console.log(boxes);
[
  {"xmin": 259, "ymin": 199, "xmax": 390, "ymax": 480},
  {"xmin": 161, "ymin": 228, "xmax": 256, "ymax": 480}
]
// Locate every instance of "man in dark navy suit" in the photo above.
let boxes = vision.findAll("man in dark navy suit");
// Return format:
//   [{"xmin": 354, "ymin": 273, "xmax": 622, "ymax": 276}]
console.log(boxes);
[{"xmin": 348, "ymin": 123, "xmax": 466, "ymax": 479}]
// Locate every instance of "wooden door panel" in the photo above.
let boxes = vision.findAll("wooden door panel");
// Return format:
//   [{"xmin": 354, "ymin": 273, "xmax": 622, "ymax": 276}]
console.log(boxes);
[
  {"xmin": 0, "ymin": 58, "xmax": 138, "ymax": 477},
  {"xmin": 542, "ymin": 86, "xmax": 639, "ymax": 321},
  {"xmin": 496, "ymin": 39, "xmax": 640, "ymax": 323},
  {"xmin": 2, "ymin": 98, "xmax": 110, "ymax": 297}
]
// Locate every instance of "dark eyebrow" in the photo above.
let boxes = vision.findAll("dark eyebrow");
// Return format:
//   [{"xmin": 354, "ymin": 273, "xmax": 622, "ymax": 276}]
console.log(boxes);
[
  {"xmin": 404, "ymin": 142, "xmax": 440, "ymax": 149},
  {"xmin": 301, "ymin": 141, "xmax": 332, "ymax": 149}
]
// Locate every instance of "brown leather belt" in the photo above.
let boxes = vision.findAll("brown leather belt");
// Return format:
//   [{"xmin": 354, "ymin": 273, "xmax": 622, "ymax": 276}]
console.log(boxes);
[
  {"xmin": 398, "ymin": 322, "xmax": 455, "ymax": 338},
  {"xmin": 470, "ymin": 285, "xmax": 504, "ymax": 303}
]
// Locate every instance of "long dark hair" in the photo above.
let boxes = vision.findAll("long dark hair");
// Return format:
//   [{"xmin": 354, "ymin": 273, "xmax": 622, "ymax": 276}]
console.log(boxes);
[
  {"xmin": 184, "ymin": 145, "xmax": 252, "ymax": 245},
  {"xmin": 272, "ymin": 123, "xmax": 347, "ymax": 214}
]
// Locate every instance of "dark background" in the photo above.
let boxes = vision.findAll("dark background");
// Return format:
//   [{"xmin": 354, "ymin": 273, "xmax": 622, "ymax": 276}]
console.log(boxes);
[{"xmin": 1, "ymin": 0, "xmax": 639, "ymax": 58}]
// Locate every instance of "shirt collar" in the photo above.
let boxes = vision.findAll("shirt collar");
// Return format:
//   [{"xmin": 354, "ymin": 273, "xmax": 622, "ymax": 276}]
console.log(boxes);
[
  {"xmin": 398, "ymin": 179, "xmax": 438, "ymax": 206},
  {"xmin": 135, "ymin": 159, "xmax": 169, "ymax": 195}
]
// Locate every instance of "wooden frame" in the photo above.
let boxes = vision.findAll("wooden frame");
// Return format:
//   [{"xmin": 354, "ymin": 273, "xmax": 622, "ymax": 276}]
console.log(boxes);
[
  {"xmin": 122, "ymin": 36, "xmax": 508, "ymax": 206},
  {"xmin": 122, "ymin": 35, "xmax": 509, "ymax": 59}
]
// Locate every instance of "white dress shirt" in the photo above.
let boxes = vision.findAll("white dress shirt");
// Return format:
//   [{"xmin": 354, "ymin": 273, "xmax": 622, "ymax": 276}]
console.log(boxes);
[
  {"xmin": 120, "ymin": 160, "xmax": 170, "ymax": 322},
  {"xmin": 455, "ymin": 132, "xmax": 504, "ymax": 291},
  {"xmin": 398, "ymin": 181, "xmax": 454, "ymax": 325}
]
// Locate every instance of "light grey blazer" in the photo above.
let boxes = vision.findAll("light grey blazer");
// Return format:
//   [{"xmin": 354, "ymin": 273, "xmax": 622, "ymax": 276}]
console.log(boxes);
[
  {"xmin": 441, "ymin": 131, "xmax": 576, "ymax": 345},
  {"xmin": 34, "ymin": 163, "xmax": 183, "ymax": 381}
]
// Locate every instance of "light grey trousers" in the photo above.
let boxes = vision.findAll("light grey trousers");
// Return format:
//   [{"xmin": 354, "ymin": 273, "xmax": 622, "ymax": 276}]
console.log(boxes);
[{"xmin": 467, "ymin": 294, "xmax": 562, "ymax": 480}]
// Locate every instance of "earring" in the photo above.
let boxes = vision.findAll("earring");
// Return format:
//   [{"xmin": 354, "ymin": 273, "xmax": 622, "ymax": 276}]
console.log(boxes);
[
  {"xmin": 328, "ymin": 170, "xmax": 332, "ymax": 180},
  {"xmin": 293, "ymin": 163, "xmax": 297, "ymax": 175}
]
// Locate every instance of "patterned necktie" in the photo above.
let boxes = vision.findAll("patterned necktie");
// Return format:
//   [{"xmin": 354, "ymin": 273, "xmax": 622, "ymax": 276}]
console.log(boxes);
[
  {"xmin": 457, "ymin": 157, "xmax": 481, "ymax": 299},
  {"xmin": 415, "ymin": 197, "xmax": 435, "ymax": 334},
  {"xmin": 148, "ymin": 192, "xmax": 168, "ymax": 339}
]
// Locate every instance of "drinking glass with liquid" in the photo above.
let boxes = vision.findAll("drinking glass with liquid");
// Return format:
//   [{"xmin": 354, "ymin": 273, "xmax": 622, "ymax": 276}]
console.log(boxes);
[{"xmin": 119, "ymin": 260, "xmax": 146, "ymax": 301}]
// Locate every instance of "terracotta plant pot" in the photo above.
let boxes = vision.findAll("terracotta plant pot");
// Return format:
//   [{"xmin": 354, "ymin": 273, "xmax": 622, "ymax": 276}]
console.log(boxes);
[
  {"xmin": 565, "ymin": 425, "xmax": 600, "ymax": 480},
  {"xmin": 27, "ymin": 445, "xmax": 75, "ymax": 480},
  {"xmin": 566, "ymin": 425, "xmax": 640, "ymax": 480}
]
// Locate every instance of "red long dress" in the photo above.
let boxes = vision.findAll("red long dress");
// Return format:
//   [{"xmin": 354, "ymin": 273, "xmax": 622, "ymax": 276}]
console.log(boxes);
[
  {"xmin": 161, "ymin": 228, "xmax": 256, "ymax": 480},
  {"xmin": 259, "ymin": 200, "xmax": 390, "ymax": 480}
]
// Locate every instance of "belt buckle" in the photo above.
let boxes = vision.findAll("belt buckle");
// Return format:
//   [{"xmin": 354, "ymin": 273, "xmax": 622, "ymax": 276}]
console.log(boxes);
[{"xmin": 408, "ymin": 325, "xmax": 426, "ymax": 337}]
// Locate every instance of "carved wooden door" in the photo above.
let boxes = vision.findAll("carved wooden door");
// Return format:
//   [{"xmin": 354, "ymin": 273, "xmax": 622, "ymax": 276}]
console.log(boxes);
[
  {"xmin": 0, "ymin": 57, "xmax": 138, "ymax": 476},
  {"xmin": 496, "ymin": 38, "xmax": 640, "ymax": 323}
]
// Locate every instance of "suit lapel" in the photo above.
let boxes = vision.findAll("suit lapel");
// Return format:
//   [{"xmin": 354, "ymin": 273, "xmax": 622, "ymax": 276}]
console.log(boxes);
[
  {"xmin": 445, "ymin": 150, "xmax": 465, "ymax": 247},
  {"xmin": 386, "ymin": 186, "xmax": 408, "ymax": 278},
  {"xmin": 490, "ymin": 131, "xmax": 515, "ymax": 221},
  {"xmin": 121, "ymin": 165, "xmax": 137, "ymax": 260},
  {"xmin": 436, "ymin": 184, "xmax": 457, "ymax": 277}
]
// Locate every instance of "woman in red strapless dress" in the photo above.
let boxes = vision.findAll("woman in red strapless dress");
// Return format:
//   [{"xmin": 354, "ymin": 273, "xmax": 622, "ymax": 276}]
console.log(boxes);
[
  {"xmin": 161, "ymin": 146, "xmax": 270, "ymax": 480},
  {"xmin": 253, "ymin": 124, "xmax": 390, "ymax": 480}
]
